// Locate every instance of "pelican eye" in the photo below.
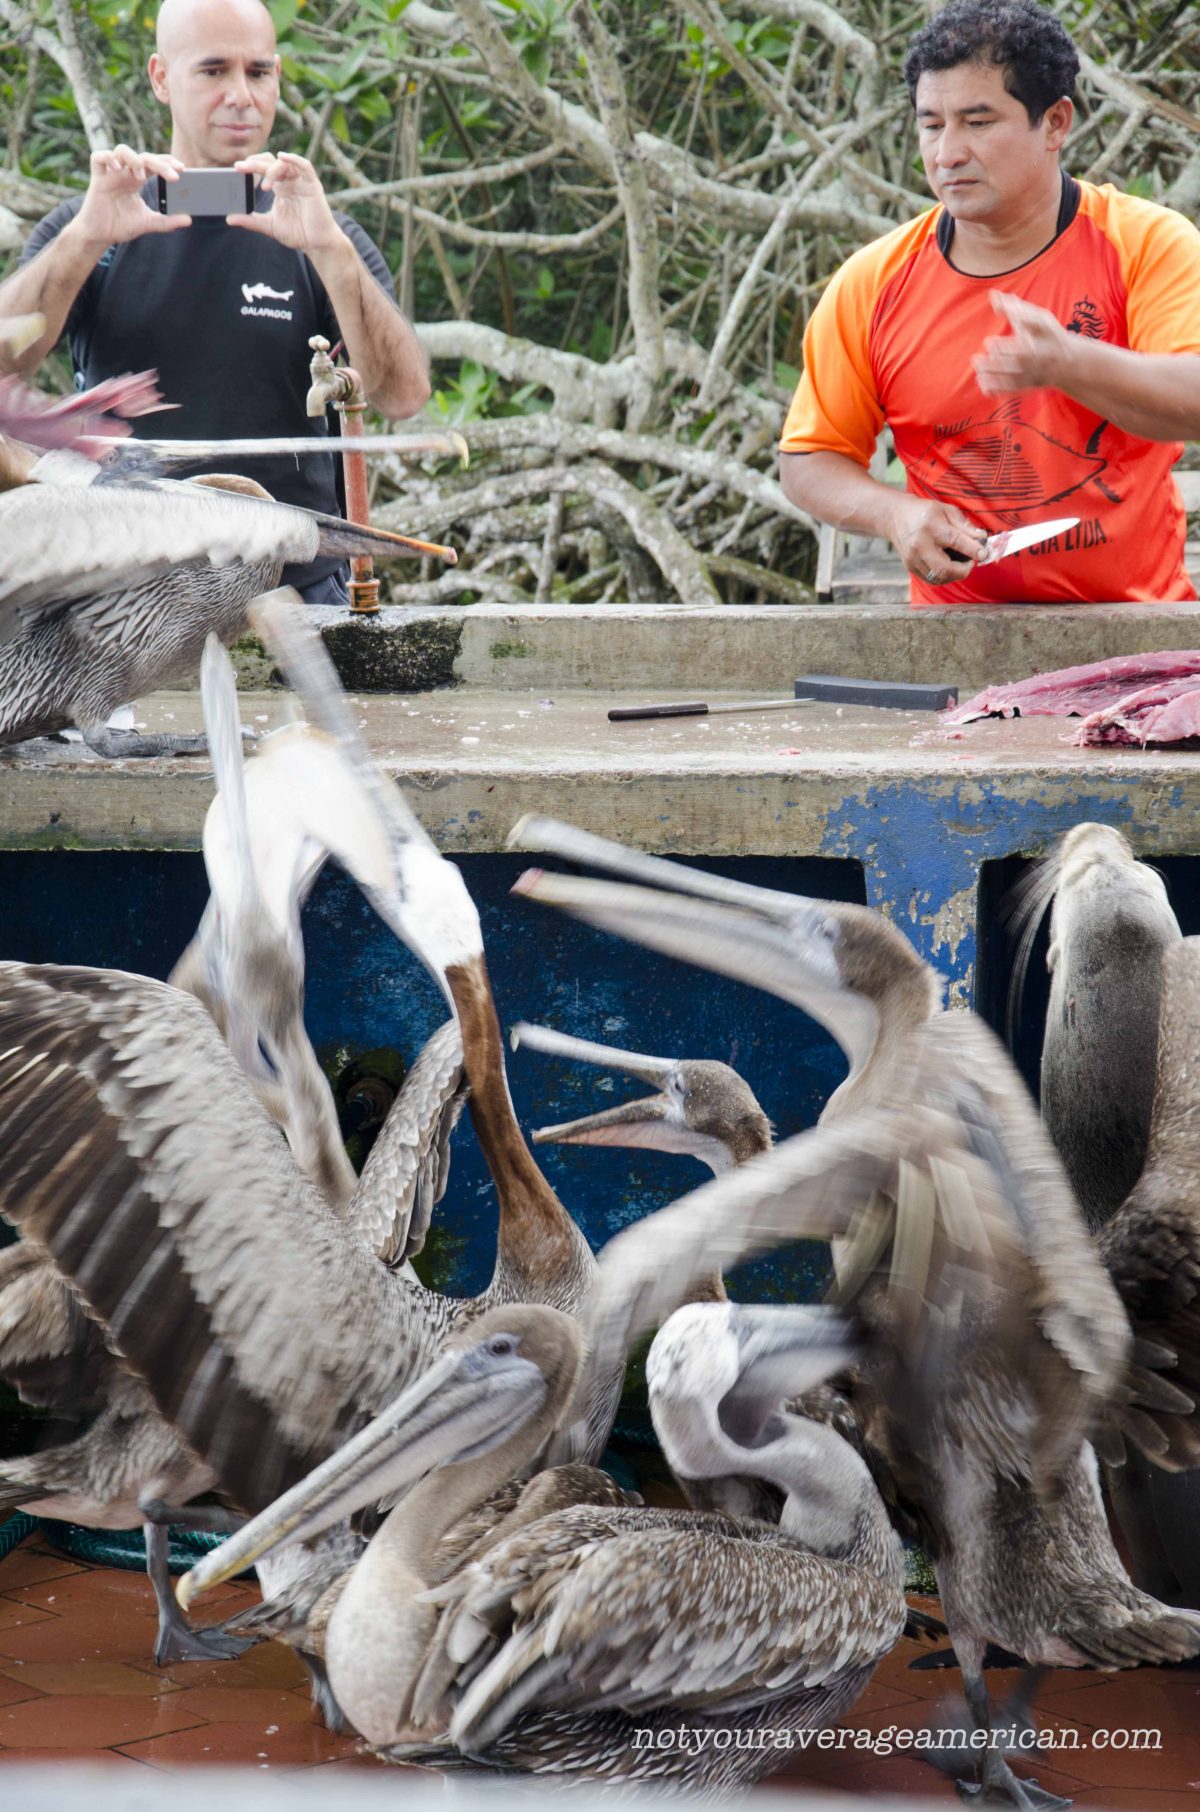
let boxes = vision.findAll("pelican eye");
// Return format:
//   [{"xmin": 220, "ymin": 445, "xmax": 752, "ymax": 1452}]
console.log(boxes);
[{"xmin": 485, "ymin": 1334, "xmax": 518, "ymax": 1358}]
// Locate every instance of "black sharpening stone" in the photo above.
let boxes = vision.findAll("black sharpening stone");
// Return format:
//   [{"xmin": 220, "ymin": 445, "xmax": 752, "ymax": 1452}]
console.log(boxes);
[{"xmin": 794, "ymin": 675, "xmax": 958, "ymax": 711}]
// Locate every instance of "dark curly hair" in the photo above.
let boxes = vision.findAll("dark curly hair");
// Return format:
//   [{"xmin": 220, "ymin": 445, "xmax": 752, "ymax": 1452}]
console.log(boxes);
[{"xmin": 903, "ymin": 0, "xmax": 1079, "ymax": 125}]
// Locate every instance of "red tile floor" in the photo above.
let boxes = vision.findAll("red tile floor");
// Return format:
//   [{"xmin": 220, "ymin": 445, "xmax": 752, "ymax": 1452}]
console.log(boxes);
[{"xmin": 1, "ymin": 1532, "xmax": 1199, "ymax": 1802}]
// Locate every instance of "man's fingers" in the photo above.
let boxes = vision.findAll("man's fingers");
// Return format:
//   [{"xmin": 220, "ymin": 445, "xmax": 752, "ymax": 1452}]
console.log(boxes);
[
  {"xmin": 140, "ymin": 152, "xmax": 187, "ymax": 179},
  {"xmin": 988, "ymin": 288, "xmax": 1037, "ymax": 326},
  {"xmin": 225, "ymin": 214, "xmax": 271, "ymax": 234},
  {"xmin": 92, "ymin": 145, "xmax": 184, "ymax": 188},
  {"xmin": 943, "ymin": 528, "xmax": 984, "ymax": 563},
  {"xmin": 145, "ymin": 213, "xmax": 193, "ymax": 233}
]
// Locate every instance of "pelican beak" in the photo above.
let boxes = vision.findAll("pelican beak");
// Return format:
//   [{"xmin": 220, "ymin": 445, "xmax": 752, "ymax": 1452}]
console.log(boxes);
[
  {"xmin": 510, "ymin": 869, "xmax": 843, "ymax": 1016},
  {"xmin": 533, "ymin": 1092, "xmax": 673, "ymax": 1149},
  {"xmin": 510, "ymin": 1021, "xmax": 680, "ymax": 1149},
  {"xmin": 720, "ymin": 1305, "xmax": 862, "ymax": 1450},
  {"xmin": 507, "ymin": 815, "xmax": 805, "ymax": 918},
  {"xmin": 177, "ymin": 1343, "xmax": 547, "ymax": 1612},
  {"xmin": 510, "ymin": 1022, "xmax": 674, "ymax": 1087}
]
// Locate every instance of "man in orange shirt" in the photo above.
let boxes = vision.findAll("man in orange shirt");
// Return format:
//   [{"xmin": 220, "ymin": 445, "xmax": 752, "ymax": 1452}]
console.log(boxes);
[{"xmin": 780, "ymin": 0, "xmax": 1200, "ymax": 605}]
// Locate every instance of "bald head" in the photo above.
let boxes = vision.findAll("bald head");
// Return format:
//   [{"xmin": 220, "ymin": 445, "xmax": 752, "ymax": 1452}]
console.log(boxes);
[
  {"xmin": 156, "ymin": 0, "xmax": 275, "ymax": 57},
  {"xmin": 149, "ymin": 0, "xmax": 279, "ymax": 166}
]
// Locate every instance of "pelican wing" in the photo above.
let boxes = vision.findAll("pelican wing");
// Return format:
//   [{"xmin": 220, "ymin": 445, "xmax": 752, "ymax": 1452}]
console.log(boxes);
[
  {"xmin": 517, "ymin": 865, "xmax": 1130, "ymax": 1480},
  {"xmin": 0, "ymin": 481, "xmax": 317, "ymax": 626},
  {"xmin": 350, "ymin": 1019, "xmax": 468, "ymax": 1265},
  {"xmin": 0, "ymin": 1240, "xmax": 110, "ymax": 1410},
  {"xmin": 582, "ymin": 1106, "xmax": 1018, "ymax": 1381},
  {"xmin": 1097, "ymin": 1198, "xmax": 1200, "ymax": 1467},
  {"xmin": 431, "ymin": 1505, "xmax": 902, "ymax": 1752},
  {"xmin": 574, "ymin": 1086, "xmax": 1124, "ymax": 1486},
  {"xmin": 0, "ymin": 962, "xmax": 438, "ymax": 1513},
  {"xmin": 1095, "ymin": 940, "xmax": 1200, "ymax": 1467}
]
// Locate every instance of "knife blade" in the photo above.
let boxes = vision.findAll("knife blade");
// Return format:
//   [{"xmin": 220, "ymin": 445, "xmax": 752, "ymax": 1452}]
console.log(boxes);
[{"xmin": 974, "ymin": 516, "xmax": 1080, "ymax": 565}]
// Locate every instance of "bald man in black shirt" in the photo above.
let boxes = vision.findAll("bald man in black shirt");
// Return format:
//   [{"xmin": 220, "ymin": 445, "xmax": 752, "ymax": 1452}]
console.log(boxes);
[{"xmin": 2, "ymin": 0, "xmax": 430, "ymax": 601}]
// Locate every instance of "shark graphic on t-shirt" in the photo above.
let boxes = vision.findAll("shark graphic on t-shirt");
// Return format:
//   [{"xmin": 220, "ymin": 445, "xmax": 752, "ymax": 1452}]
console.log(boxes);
[{"xmin": 242, "ymin": 282, "xmax": 295, "ymax": 304}]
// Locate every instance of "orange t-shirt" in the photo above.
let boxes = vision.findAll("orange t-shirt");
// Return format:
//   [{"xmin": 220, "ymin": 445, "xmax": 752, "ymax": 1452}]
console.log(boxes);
[{"xmin": 780, "ymin": 178, "xmax": 1200, "ymax": 606}]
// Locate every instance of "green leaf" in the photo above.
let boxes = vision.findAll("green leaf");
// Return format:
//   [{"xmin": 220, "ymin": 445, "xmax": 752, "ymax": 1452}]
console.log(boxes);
[
  {"xmin": 521, "ymin": 38, "xmax": 550, "ymax": 85},
  {"xmin": 535, "ymin": 264, "xmax": 554, "ymax": 298},
  {"xmin": 356, "ymin": 89, "xmax": 390, "ymax": 123},
  {"xmin": 588, "ymin": 318, "xmax": 613, "ymax": 363}
]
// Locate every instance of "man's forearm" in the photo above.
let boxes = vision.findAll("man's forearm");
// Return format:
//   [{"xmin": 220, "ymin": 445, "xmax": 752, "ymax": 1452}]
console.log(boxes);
[
  {"xmin": 780, "ymin": 450, "xmax": 903, "ymax": 539},
  {"xmin": 0, "ymin": 220, "xmax": 105, "ymax": 374},
  {"xmin": 308, "ymin": 232, "xmax": 430, "ymax": 419},
  {"xmin": 1055, "ymin": 341, "xmax": 1200, "ymax": 443}
]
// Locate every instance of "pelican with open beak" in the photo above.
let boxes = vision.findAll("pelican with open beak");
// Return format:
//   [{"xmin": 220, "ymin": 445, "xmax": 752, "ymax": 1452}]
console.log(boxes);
[{"xmin": 512, "ymin": 1020, "xmax": 772, "ymax": 1174}]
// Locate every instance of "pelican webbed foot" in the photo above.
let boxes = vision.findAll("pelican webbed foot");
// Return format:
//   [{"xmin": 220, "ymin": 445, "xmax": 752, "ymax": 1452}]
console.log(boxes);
[
  {"xmin": 144, "ymin": 1521, "xmax": 255, "ymax": 1666},
  {"xmin": 154, "ymin": 1612, "xmax": 256, "ymax": 1666},
  {"xmin": 947, "ymin": 1665, "xmax": 1067, "ymax": 1810},
  {"xmin": 956, "ymin": 1764, "xmax": 1071, "ymax": 1810}
]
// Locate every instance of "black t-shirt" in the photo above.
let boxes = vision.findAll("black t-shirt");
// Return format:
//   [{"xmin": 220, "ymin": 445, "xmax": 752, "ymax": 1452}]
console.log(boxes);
[{"xmin": 21, "ymin": 182, "xmax": 396, "ymax": 586}]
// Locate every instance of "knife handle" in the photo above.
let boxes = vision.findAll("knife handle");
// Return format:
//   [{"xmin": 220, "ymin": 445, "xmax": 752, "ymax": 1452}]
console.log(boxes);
[{"xmin": 608, "ymin": 701, "xmax": 709, "ymax": 721}]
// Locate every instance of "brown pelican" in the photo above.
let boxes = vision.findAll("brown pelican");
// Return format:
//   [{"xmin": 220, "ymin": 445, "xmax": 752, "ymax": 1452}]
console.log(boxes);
[
  {"xmin": 0, "ymin": 448, "xmax": 459, "ymax": 756},
  {"xmin": 513, "ymin": 1019, "xmax": 951, "ymax": 1652},
  {"xmin": 512, "ymin": 1020, "xmax": 773, "ymax": 1177},
  {"xmin": 246, "ymin": 595, "xmax": 614, "ymax": 1449},
  {"xmin": 1026, "ymin": 824, "xmax": 1200, "ymax": 1608},
  {"xmin": 0, "ymin": 642, "xmax": 403, "ymax": 1661},
  {"xmin": 179, "ymin": 1298, "xmax": 906, "ymax": 1790},
  {"xmin": 508, "ymin": 818, "xmax": 1200, "ymax": 1810},
  {"xmin": 0, "ymin": 670, "xmax": 610, "ymax": 1650}
]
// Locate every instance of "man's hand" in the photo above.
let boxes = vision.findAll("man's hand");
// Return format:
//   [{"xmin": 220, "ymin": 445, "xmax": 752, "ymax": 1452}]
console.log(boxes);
[
  {"xmin": 973, "ymin": 290, "xmax": 1078, "ymax": 396},
  {"xmin": 73, "ymin": 146, "xmax": 191, "ymax": 249},
  {"xmin": 886, "ymin": 493, "xmax": 987, "ymax": 586},
  {"xmin": 228, "ymin": 152, "xmax": 344, "ymax": 256}
]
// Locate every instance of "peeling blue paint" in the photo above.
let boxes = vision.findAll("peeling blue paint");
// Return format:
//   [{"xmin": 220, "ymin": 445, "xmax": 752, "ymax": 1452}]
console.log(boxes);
[{"xmin": 820, "ymin": 780, "xmax": 1141, "ymax": 1002}]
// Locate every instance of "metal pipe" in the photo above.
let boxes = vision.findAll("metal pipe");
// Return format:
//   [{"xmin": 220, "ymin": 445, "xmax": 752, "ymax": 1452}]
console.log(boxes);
[{"xmin": 307, "ymin": 335, "xmax": 380, "ymax": 614}]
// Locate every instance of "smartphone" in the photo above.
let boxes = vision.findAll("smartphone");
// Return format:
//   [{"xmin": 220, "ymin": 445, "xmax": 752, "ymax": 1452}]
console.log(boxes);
[{"xmin": 156, "ymin": 169, "xmax": 256, "ymax": 216}]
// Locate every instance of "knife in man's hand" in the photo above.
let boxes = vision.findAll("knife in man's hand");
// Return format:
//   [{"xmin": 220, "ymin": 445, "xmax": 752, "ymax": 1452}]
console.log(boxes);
[{"xmin": 949, "ymin": 515, "xmax": 1080, "ymax": 566}]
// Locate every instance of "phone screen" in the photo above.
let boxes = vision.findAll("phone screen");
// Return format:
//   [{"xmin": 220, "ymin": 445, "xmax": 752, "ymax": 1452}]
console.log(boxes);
[{"xmin": 155, "ymin": 169, "xmax": 256, "ymax": 216}]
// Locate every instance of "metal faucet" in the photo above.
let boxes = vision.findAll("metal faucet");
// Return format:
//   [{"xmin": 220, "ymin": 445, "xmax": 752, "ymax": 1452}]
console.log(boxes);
[{"xmin": 306, "ymin": 335, "xmax": 380, "ymax": 614}]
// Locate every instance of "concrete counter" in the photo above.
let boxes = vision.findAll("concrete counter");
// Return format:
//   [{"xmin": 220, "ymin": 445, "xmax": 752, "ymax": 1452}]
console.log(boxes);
[
  {"xmin": 4, "ymin": 685, "xmax": 1197, "ymax": 1006},
  {"xmin": 226, "ymin": 599, "xmax": 1200, "ymax": 699}
]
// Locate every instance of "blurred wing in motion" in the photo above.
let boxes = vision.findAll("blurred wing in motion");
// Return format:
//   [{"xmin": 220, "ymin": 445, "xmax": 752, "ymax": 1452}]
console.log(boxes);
[
  {"xmin": 0, "ymin": 962, "xmax": 438, "ymax": 1514},
  {"xmin": 1096, "ymin": 940, "xmax": 1200, "ymax": 1469}
]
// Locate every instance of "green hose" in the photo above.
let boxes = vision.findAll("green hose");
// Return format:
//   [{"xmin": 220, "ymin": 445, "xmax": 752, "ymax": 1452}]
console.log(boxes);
[
  {"xmin": 37, "ymin": 1521, "xmax": 230, "ymax": 1575},
  {"xmin": 0, "ymin": 1512, "xmax": 36, "ymax": 1561}
]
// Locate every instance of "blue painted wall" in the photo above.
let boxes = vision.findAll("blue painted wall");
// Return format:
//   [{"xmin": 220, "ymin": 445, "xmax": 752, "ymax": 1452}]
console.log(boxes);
[{"xmin": 0, "ymin": 850, "xmax": 866, "ymax": 1303}]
